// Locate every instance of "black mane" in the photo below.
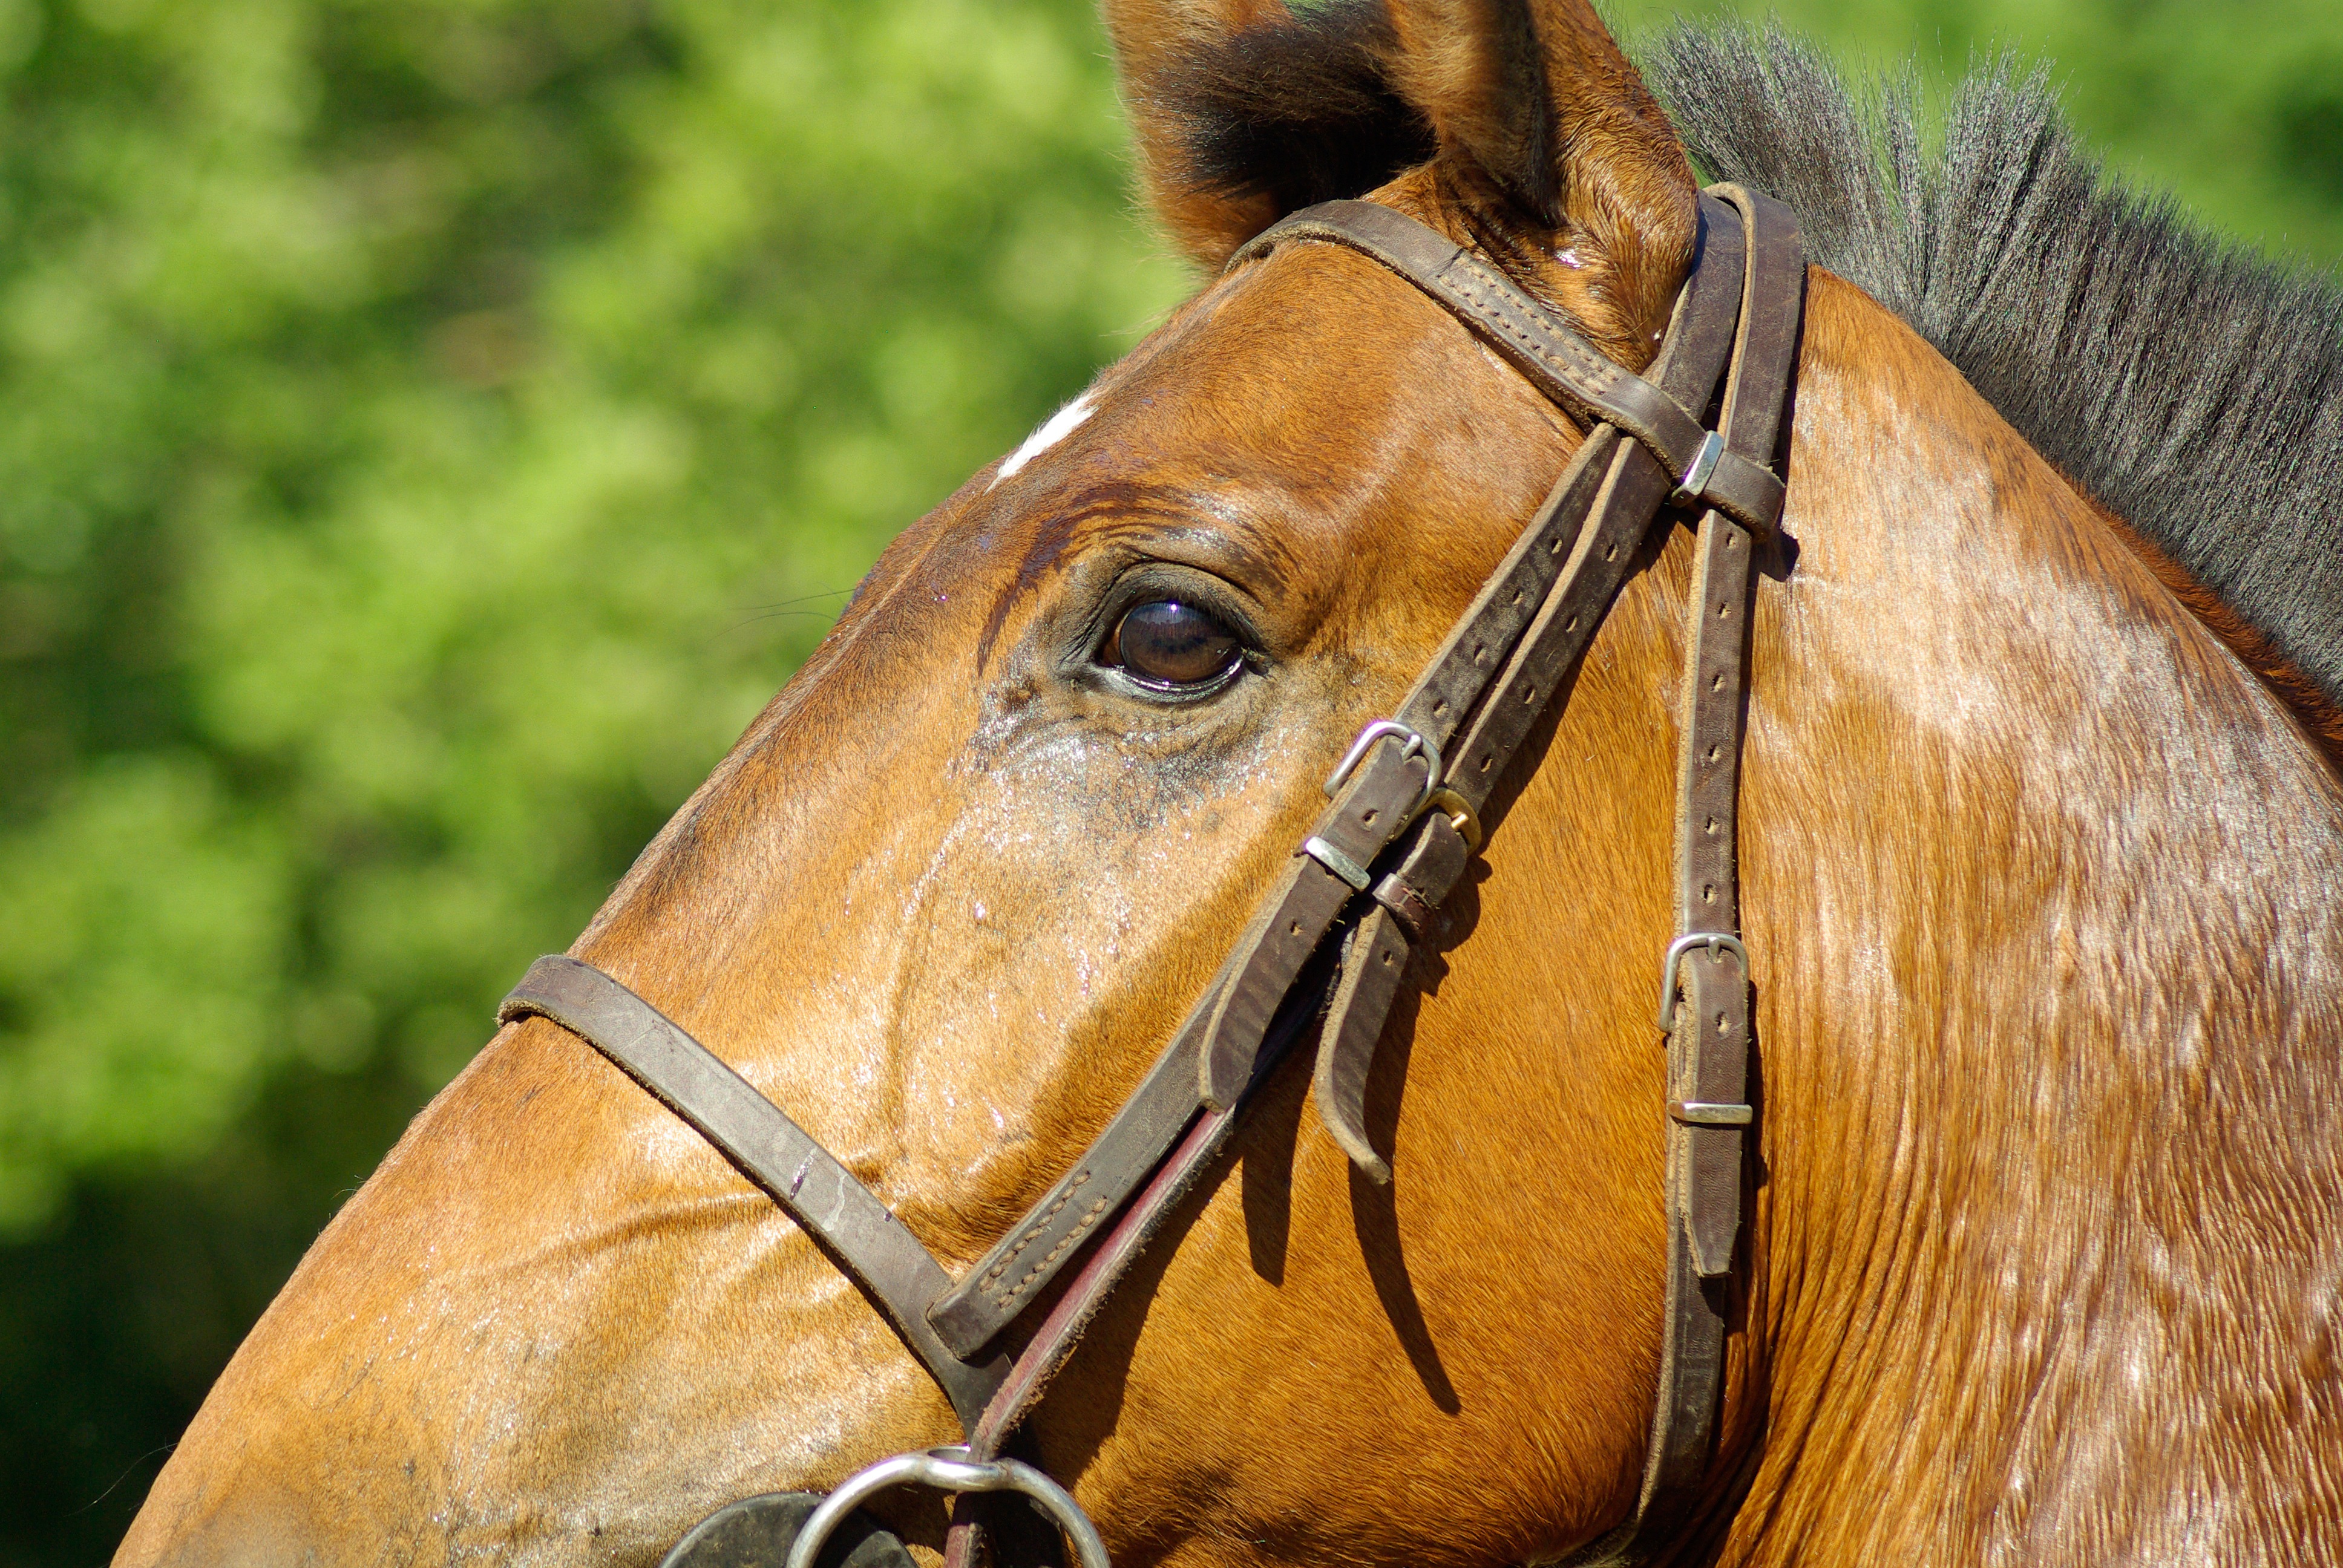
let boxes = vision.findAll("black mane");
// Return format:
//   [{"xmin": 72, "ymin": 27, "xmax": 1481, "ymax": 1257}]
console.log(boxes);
[{"xmin": 1643, "ymin": 24, "xmax": 2343, "ymax": 710}]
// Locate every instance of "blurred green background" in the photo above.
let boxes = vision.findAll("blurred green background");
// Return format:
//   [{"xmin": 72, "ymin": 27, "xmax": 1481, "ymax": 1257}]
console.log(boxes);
[{"xmin": 0, "ymin": 0, "xmax": 2335, "ymax": 1560}]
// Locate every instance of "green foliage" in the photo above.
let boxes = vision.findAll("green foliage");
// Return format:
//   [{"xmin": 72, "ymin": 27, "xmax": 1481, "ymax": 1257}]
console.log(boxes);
[
  {"xmin": 0, "ymin": 0, "xmax": 2335, "ymax": 1561},
  {"xmin": 0, "ymin": 0, "xmax": 1187, "ymax": 1232},
  {"xmin": 1605, "ymin": 0, "xmax": 2343, "ymax": 261}
]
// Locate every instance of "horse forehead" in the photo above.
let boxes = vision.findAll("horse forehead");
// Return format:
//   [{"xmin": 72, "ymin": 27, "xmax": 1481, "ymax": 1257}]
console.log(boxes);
[
  {"xmin": 948, "ymin": 253, "xmax": 1477, "ymax": 581},
  {"xmin": 819, "ymin": 240, "xmax": 1538, "ymax": 693}
]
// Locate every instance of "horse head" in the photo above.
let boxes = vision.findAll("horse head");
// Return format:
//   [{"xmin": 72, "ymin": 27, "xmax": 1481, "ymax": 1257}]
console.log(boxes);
[{"xmin": 116, "ymin": 3, "xmax": 2343, "ymax": 1566}]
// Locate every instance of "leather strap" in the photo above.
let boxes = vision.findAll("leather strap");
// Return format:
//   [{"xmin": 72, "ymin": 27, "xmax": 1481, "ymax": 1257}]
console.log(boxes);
[
  {"xmin": 1306, "ymin": 195, "xmax": 1750, "ymax": 1178},
  {"xmin": 1312, "ymin": 906, "xmax": 1414, "ymax": 1181},
  {"xmin": 942, "ymin": 1103, "xmax": 1254, "ymax": 1568},
  {"xmin": 925, "ymin": 836, "xmax": 1367, "ymax": 1357},
  {"xmin": 938, "ymin": 195, "xmax": 1777, "ymax": 1357},
  {"xmin": 497, "ymin": 955, "xmax": 1012, "ymax": 1431},
  {"xmin": 1568, "ymin": 184, "xmax": 1806, "ymax": 1568},
  {"xmin": 1194, "ymin": 740, "xmax": 1436, "ymax": 1108},
  {"xmin": 1199, "ymin": 195, "xmax": 1754, "ymax": 1126}
]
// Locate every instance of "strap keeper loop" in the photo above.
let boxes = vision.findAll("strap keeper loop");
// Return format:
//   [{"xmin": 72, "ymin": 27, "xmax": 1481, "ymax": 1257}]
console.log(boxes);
[
  {"xmin": 1302, "ymin": 835, "xmax": 1372, "ymax": 891},
  {"xmin": 1668, "ymin": 1100, "xmax": 1754, "ymax": 1127}
]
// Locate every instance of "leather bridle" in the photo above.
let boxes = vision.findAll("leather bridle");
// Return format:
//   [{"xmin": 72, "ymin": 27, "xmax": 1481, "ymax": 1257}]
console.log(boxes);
[{"xmin": 498, "ymin": 183, "xmax": 1804, "ymax": 1568}]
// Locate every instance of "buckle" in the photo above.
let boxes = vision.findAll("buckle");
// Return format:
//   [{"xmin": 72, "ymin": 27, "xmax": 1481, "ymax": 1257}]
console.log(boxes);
[
  {"xmin": 1423, "ymin": 785, "xmax": 1483, "ymax": 852},
  {"xmin": 1654, "ymin": 930, "xmax": 1749, "ymax": 1032},
  {"xmin": 1323, "ymin": 719, "xmax": 1440, "ymax": 820}
]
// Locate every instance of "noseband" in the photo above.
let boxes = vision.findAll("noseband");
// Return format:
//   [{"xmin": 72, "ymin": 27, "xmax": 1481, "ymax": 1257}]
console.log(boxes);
[{"xmin": 500, "ymin": 185, "xmax": 1804, "ymax": 1568}]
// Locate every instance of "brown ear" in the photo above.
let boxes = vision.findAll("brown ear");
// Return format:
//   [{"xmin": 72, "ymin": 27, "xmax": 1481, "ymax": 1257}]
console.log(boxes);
[
  {"xmin": 1106, "ymin": 0, "xmax": 1697, "ymax": 353},
  {"xmin": 1380, "ymin": 0, "xmax": 1699, "ymax": 352},
  {"xmin": 1103, "ymin": 0, "xmax": 1437, "ymax": 270}
]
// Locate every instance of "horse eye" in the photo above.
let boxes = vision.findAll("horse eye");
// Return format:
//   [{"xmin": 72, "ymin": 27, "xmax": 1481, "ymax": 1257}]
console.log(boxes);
[{"xmin": 1104, "ymin": 599, "xmax": 1242, "ymax": 688}]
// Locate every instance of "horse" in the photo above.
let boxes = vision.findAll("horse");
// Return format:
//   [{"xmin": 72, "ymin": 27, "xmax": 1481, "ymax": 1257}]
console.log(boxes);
[{"xmin": 114, "ymin": 2, "xmax": 2343, "ymax": 1566}]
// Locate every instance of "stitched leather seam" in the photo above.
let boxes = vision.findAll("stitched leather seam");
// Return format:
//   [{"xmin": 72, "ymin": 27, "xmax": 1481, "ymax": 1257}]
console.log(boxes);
[
  {"xmin": 988, "ymin": 1196, "xmax": 1112, "ymax": 1305},
  {"xmin": 1443, "ymin": 255, "xmax": 1624, "ymax": 396},
  {"xmin": 1374, "ymin": 878, "xmax": 1440, "ymax": 945},
  {"xmin": 975, "ymin": 1169, "xmax": 1089, "ymax": 1296}
]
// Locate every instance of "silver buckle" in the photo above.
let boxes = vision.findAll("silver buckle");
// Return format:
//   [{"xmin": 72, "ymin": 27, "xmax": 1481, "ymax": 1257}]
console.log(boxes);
[
  {"xmin": 784, "ymin": 1446, "xmax": 1109, "ymax": 1568},
  {"xmin": 1669, "ymin": 1100, "xmax": 1754, "ymax": 1126},
  {"xmin": 1668, "ymin": 430, "xmax": 1726, "ymax": 509},
  {"xmin": 1654, "ymin": 930, "xmax": 1749, "ymax": 1032},
  {"xmin": 1323, "ymin": 718, "xmax": 1440, "ymax": 820}
]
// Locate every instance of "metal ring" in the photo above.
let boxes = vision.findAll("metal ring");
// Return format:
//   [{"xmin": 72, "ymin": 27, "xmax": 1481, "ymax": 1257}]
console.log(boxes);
[
  {"xmin": 1323, "ymin": 719, "xmax": 1440, "ymax": 821},
  {"xmin": 1654, "ymin": 930, "xmax": 1749, "ymax": 1032},
  {"xmin": 782, "ymin": 1448, "xmax": 1110, "ymax": 1568}
]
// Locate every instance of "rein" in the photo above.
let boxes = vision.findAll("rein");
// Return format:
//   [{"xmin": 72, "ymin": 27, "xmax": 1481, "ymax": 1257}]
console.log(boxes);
[{"xmin": 499, "ymin": 183, "xmax": 1804, "ymax": 1568}]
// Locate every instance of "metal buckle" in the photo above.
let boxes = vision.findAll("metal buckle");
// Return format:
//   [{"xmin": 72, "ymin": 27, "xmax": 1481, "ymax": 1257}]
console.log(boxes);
[
  {"xmin": 1323, "ymin": 719, "xmax": 1440, "ymax": 821},
  {"xmin": 784, "ymin": 1447, "xmax": 1109, "ymax": 1568},
  {"xmin": 1668, "ymin": 430, "xmax": 1726, "ymax": 509},
  {"xmin": 1654, "ymin": 930, "xmax": 1748, "ymax": 1032},
  {"xmin": 1422, "ymin": 786, "xmax": 1483, "ymax": 852}
]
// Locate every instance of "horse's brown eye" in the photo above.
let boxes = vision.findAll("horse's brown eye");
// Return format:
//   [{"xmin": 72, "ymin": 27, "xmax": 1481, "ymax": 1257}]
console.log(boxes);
[{"xmin": 1106, "ymin": 599, "xmax": 1242, "ymax": 688}]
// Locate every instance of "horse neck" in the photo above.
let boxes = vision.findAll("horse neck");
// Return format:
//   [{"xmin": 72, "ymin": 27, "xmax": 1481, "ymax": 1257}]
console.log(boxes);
[{"xmin": 1722, "ymin": 273, "xmax": 2343, "ymax": 1565}]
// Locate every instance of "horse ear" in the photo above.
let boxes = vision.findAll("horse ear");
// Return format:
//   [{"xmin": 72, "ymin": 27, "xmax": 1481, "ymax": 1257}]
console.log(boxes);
[
  {"xmin": 1103, "ymin": 0, "xmax": 1437, "ymax": 270},
  {"xmin": 1380, "ymin": 0, "xmax": 1699, "ymax": 349},
  {"xmin": 1104, "ymin": 0, "xmax": 1697, "ymax": 350}
]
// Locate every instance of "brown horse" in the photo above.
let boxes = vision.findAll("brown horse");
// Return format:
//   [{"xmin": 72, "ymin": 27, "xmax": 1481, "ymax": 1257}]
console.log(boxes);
[{"xmin": 114, "ymin": 2, "xmax": 2343, "ymax": 1566}]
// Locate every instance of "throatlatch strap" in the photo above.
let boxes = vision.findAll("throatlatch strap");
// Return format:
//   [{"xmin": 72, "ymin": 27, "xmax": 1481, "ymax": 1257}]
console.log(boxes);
[
  {"xmin": 1602, "ymin": 183, "xmax": 1806, "ymax": 1568},
  {"xmin": 497, "ymin": 955, "xmax": 1010, "ymax": 1431}
]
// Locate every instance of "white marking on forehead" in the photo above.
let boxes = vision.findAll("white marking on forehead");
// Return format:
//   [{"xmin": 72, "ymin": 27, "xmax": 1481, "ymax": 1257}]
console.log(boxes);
[{"xmin": 988, "ymin": 395, "xmax": 1095, "ymax": 489}]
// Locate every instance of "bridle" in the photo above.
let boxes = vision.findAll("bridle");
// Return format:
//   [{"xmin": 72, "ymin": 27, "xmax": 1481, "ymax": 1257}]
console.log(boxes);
[
  {"xmin": 498, "ymin": 184, "xmax": 1804, "ymax": 1568},
  {"xmin": 502, "ymin": 183, "xmax": 1801, "ymax": 1568}
]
